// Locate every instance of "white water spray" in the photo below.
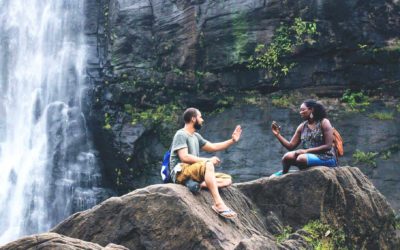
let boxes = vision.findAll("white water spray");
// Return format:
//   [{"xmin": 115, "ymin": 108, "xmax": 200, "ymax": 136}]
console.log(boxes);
[{"xmin": 0, "ymin": 0, "xmax": 106, "ymax": 244}]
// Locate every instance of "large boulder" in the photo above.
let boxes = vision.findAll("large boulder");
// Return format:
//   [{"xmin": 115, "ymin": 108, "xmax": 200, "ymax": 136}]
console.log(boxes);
[
  {"xmin": 236, "ymin": 167, "xmax": 398, "ymax": 249},
  {"xmin": 0, "ymin": 232, "xmax": 128, "ymax": 250},
  {"xmin": 51, "ymin": 167, "xmax": 398, "ymax": 249},
  {"xmin": 52, "ymin": 183, "xmax": 281, "ymax": 249}
]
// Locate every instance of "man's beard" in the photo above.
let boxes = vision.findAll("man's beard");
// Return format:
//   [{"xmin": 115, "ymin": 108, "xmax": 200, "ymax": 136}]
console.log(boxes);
[{"xmin": 194, "ymin": 120, "xmax": 202, "ymax": 130}]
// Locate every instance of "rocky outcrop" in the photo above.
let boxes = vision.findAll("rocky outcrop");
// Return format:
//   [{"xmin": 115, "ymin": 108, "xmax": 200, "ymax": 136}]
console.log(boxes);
[
  {"xmin": 237, "ymin": 167, "xmax": 398, "ymax": 249},
  {"xmin": 0, "ymin": 233, "xmax": 128, "ymax": 250},
  {"xmin": 51, "ymin": 167, "xmax": 398, "ymax": 250},
  {"xmin": 52, "ymin": 183, "xmax": 278, "ymax": 249}
]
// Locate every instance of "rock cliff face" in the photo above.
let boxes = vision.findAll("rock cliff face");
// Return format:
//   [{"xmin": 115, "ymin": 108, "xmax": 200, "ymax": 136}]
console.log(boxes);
[
  {"xmin": 48, "ymin": 167, "xmax": 398, "ymax": 250},
  {"xmin": 100, "ymin": 0, "xmax": 400, "ymax": 90},
  {"xmin": 82, "ymin": 0, "xmax": 400, "ymax": 210}
]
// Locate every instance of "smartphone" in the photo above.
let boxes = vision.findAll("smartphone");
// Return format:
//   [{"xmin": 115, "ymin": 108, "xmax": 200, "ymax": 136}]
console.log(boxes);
[{"xmin": 272, "ymin": 121, "xmax": 281, "ymax": 129}]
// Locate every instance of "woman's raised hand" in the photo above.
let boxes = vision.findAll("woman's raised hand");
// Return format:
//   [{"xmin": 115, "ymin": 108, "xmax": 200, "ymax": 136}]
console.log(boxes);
[{"xmin": 271, "ymin": 121, "xmax": 281, "ymax": 136}]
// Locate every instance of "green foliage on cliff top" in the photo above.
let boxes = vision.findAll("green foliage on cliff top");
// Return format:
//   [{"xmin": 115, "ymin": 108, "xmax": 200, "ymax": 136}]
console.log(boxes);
[{"xmin": 248, "ymin": 18, "xmax": 318, "ymax": 85}]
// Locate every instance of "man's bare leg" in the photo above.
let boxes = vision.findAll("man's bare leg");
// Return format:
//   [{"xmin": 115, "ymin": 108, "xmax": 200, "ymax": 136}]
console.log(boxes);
[
  {"xmin": 204, "ymin": 162, "xmax": 236, "ymax": 216},
  {"xmin": 200, "ymin": 177, "xmax": 231, "ymax": 189}
]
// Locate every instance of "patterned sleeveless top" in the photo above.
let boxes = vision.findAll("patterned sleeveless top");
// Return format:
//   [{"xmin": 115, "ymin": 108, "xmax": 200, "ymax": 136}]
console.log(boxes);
[{"xmin": 301, "ymin": 120, "xmax": 337, "ymax": 161}]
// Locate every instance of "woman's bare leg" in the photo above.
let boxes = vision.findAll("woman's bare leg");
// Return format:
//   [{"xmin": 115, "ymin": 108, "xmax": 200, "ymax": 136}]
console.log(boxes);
[{"xmin": 282, "ymin": 151, "xmax": 297, "ymax": 174}]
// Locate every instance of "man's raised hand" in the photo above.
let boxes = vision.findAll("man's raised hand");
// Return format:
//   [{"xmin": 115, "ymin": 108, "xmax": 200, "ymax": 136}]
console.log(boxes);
[{"xmin": 232, "ymin": 125, "xmax": 242, "ymax": 143}]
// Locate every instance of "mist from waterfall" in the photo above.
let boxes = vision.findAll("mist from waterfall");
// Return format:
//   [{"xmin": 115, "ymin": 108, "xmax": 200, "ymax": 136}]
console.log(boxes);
[{"xmin": 0, "ymin": 0, "xmax": 106, "ymax": 244}]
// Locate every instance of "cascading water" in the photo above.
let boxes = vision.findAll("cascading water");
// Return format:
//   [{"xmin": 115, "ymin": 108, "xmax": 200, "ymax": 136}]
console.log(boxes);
[{"xmin": 0, "ymin": 0, "xmax": 108, "ymax": 244}]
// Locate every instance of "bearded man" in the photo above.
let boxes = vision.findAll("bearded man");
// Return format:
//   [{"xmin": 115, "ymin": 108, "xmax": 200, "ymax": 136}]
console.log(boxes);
[{"xmin": 169, "ymin": 108, "xmax": 242, "ymax": 219}]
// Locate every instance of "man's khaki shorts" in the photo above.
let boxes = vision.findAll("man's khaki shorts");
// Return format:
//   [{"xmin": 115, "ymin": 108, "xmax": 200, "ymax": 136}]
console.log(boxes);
[{"xmin": 175, "ymin": 161, "xmax": 232, "ymax": 184}]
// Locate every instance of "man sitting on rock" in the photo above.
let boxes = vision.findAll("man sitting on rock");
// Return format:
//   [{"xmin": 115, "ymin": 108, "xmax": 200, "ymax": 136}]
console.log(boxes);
[{"xmin": 169, "ymin": 107, "xmax": 242, "ymax": 219}]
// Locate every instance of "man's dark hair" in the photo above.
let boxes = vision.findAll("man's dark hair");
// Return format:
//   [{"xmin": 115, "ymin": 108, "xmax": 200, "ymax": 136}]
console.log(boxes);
[
  {"xmin": 303, "ymin": 100, "xmax": 327, "ymax": 121},
  {"xmin": 183, "ymin": 108, "xmax": 199, "ymax": 123}
]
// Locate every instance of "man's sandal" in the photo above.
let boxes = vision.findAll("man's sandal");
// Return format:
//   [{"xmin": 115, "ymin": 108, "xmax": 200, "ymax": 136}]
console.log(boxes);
[{"xmin": 212, "ymin": 205, "xmax": 237, "ymax": 219}]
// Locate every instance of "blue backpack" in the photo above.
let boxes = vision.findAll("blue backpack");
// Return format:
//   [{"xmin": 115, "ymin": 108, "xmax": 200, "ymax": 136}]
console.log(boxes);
[{"xmin": 160, "ymin": 150, "xmax": 172, "ymax": 183}]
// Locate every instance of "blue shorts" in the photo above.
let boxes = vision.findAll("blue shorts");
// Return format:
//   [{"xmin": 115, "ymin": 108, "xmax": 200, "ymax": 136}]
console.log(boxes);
[{"xmin": 306, "ymin": 154, "xmax": 337, "ymax": 167}]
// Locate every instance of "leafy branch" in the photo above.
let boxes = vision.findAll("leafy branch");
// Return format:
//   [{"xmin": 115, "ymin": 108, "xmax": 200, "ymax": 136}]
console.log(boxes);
[{"xmin": 248, "ymin": 18, "xmax": 318, "ymax": 85}]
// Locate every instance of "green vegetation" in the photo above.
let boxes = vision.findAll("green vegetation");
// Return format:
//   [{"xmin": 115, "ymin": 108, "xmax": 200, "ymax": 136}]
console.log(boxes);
[
  {"xmin": 199, "ymin": 31, "xmax": 205, "ymax": 48},
  {"xmin": 172, "ymin": 67, "xmax": 184, "ymax": 76},
  {"xmin": 232, "ymin": 12, "xmax": 249, "ymax": 63},
  {"xmin": 302, "ymin": 220, "xmax": 348, "ymax": 250},
  {"xmin": 120, "ymin": 76, "xmax": 139, "ymax": 90},
  {"xmin": 395, "ymin": 214, "xmax": 400, "ymax": 230},
  {"xmin": 359, "ymin": 38, "xmax": 400, "ymax": 54},
  {"xmin": 368, "ymin": 112, "xmax": 394, "ymax": 120},
  {"xmin": 396, "ymin": 104, "xmax": 400, "ymax": 112},
  {"xmin": 379, "ymin": 144, "xmax": 400, "ymax": 160},
  {"xmin": 115, "ymin": 168, "xmax": 123, "ymax": 186},
  {"xmin": 124, "ymin": 103, "xmax": 181, "ymax": 147},
  {"xmin": 358, "ymin": 44, "xmax": 368, "ymax": 50},
  {"xmin": 194, "ymin": 70, "xmax": 205, "ymax": 79},
  {"xmin": 103, "ymin": 113, "xmax": 112, "ymax": 130},
  {"xmin": 248, "ymin": 18, "xmax": 318, "ymax": 85},
  {"xmin": 242, "ymin": 96, "xmax": 260, "ymax": 105},
  {"xmin": 381, "ymin": 151, "xmax": 391, "ymax": 160},
  {"xmin": 275, "ymin": 226, "xmax": 293, "ymax": 243},
  {"xmin": 217, "ymin": 95, "xmax": 235, "ymax": 107},
  {"xmin": 341, "ymin": 90, "xmax": 370, "ymax": 111},
  {"xmin": 194, "ymin": 70, "xmax": 213, "ymax": 90},
  {"xmin": 386, "ymin": 38, "xmax": 400, "ymax": 52},
  {"xmin": 352, "ymin": 150, "xmax": 378, "ymax": 167},
  {"xmin": 124, "ymin": 103, "xmax": 180, "ymax": 126},
  {"xmin": 271, "ymin": 94, "xmax": 297, "ymax": 108},
  {"xmin": 274, "ymin": 221, "xmax": 347, "ymax": 249},
  {"xmin": 242, "ymin": 91, "xmax": 264, "ymax": 105},
  {"xmin": 103, "ymin": 3, "xmax": 110, "ymax": 35}
]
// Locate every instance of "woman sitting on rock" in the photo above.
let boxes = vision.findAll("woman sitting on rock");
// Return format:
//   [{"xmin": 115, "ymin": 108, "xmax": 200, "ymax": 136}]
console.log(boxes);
[{"xmin": 271, "ymin": 99, "xmax": 337, "ymax": 176}]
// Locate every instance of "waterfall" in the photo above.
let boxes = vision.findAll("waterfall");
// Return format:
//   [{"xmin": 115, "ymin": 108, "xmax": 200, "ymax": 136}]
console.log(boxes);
[{"xmin": 0, "ymin": 0, "xmax": 107, "ymax": 244}]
